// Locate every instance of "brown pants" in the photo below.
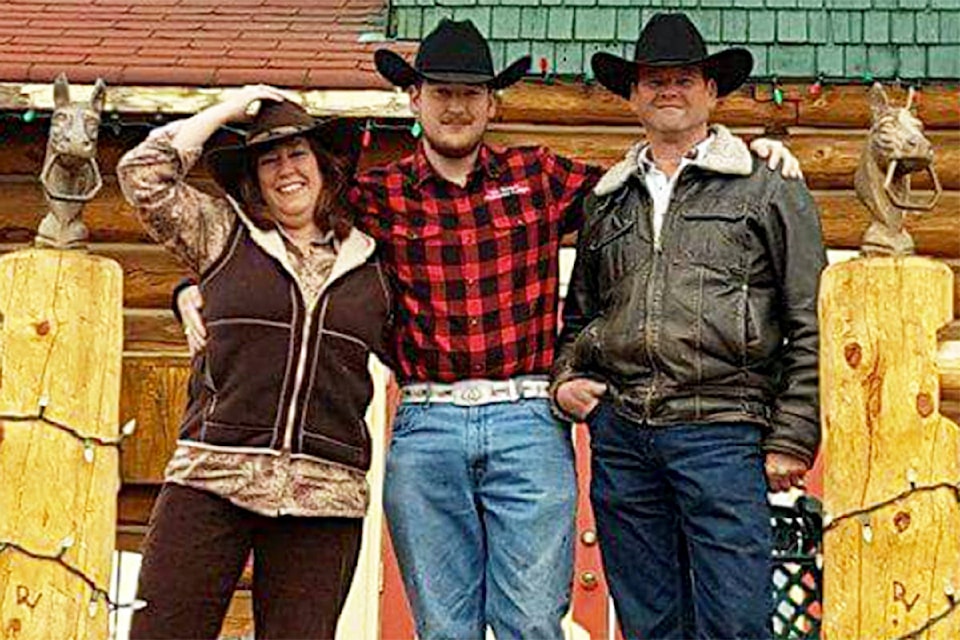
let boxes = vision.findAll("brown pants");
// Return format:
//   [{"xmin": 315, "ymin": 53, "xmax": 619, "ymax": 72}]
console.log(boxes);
[{"xmin": 130, "ymin": 483, "xmax": 362, "ymax": 640}]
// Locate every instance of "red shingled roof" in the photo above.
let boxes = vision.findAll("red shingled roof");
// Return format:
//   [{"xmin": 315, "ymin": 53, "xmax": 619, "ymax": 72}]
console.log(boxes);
[{"xmin": 0, "ymin": 0, "xmax": 415, "ymax": 89}]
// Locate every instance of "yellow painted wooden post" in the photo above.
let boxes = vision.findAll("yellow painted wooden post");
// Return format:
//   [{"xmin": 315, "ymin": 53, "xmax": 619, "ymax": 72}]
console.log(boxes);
[
  {"xmin": 821, "ymin": 256, "xmax": 960, "ymax": 639},
  {"xmin": 0, "ymin": 249, "xmax": 123, "ymax": 640}
]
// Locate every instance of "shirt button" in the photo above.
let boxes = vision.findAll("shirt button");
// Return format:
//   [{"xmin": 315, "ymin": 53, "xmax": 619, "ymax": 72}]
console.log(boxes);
[
  {"xmin": 470, "ymin": 318, "xmax": 479, "ymax": 326},
  {"xmin": 407, "ymin": 230, "xmax": 418, "ymax": 239},
  {"xmin": 467, "ymin": 278, "xmax": 476, "ymax": 286}
]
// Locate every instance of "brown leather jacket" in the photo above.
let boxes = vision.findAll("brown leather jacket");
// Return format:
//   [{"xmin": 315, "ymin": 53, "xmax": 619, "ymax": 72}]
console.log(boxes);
[{"xmin": 552, "ymin": 126, "xmax": 826, "ymax": 465}]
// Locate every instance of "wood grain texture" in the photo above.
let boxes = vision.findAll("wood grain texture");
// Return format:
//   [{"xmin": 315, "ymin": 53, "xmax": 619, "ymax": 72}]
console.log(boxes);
[
  {"xmin": 0, "ymin": 245, "xmax": 190, "ymax": 310},
  {"xmin": 797, "ymin": 85, "xmax": 960, "ymax": 129},
  {"xmin": 119, "ymin": 356, "xmax": 190, "ymax": 485},
  {"xmin": 820, "ymin": 257, "xmax": 960, "ymax": 640},
  {"xmin": 495, "ymin": 83, "xmax": 960, "ymax": 129},
  {"xmin": 817, "ymin": 191, "xmax": 960, "ymax": 258},
  {"xmin": 0, "ymin": 249, "xmax": 123, "ymax": 639}
]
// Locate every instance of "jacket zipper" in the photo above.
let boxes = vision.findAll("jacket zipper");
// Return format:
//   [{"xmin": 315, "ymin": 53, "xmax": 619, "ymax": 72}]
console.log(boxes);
[
  {"xmin": 282, "ymin": 303, "xmax": 314, "ymax": 451},
  {"xmin": 642, "ymin": 170, "xmax": 689, "ymax": 418}
]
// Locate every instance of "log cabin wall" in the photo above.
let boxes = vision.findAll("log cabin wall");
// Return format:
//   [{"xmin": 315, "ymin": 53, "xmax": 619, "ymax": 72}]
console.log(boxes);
[{"xmin": 0, "ymin": 79, "xmax": 957, "ymax": 544}]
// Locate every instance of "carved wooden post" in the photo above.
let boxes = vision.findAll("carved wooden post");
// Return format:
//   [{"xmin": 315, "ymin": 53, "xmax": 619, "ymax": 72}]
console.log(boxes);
[
  {"xmin": 821, "ymin": 256, "xmax": 960, "ymax": 639},
  {"xmin": 0, "ymin": 249, "xmax": 123, "ymax": 639}
]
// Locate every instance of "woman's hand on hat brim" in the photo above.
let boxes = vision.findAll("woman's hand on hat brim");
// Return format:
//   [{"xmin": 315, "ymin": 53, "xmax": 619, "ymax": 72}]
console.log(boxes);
[{"xmin": 217, "ymin": 85, "xmax": 299, "ymax": 123}]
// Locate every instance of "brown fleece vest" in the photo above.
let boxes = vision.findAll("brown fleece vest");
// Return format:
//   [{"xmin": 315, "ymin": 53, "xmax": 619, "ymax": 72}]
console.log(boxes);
[{"xmin": 180, "ymin": 222, "xmax": 391, "ymax": 471}]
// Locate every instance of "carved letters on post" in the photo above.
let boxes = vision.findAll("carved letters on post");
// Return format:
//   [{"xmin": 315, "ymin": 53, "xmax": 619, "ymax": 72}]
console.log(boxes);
[
  {"xmin": 34, "ymin": 73, "xmax": 106, "ymax": 250},
  {"xmin": 856, "ymin": 82, "xmax": 943, "ymax": 256}
]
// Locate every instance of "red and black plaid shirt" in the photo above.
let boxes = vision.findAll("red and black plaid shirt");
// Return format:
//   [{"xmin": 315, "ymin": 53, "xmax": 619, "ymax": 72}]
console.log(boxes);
[{"xmin": 351, "ymin": 143, "xmax": 601, "ymax": 383}]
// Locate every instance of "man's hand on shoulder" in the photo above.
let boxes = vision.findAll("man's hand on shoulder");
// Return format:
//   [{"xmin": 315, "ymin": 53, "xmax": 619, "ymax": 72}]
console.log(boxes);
[
  {"xmin": 555, "ymin": 378, "xmax": 608, "ymax": 422},
  {"xmin": 178, "ymin": 284, "xmax": 207, "ymax": 357},
  {"xmin": 750, "ymin": 138, "xmax": 803, "ymax": 180}
]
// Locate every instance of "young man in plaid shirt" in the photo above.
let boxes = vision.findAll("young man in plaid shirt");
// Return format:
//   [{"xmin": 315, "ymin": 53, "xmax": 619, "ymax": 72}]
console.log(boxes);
[{"xmin": 175, "ymin": 19, "xmax": 800, "ymax": 640}]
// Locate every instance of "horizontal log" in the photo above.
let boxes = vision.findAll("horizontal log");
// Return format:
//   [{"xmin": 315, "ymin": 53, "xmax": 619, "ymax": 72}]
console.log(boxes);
[
  {"xmin": 485, "ymin": 127, "xmax": 960, "ymax": 190},
  {"xmin": 497, "ymin": 82, "xmax": 797, "ymax": 128},
  {"xmin": 0, "ymin": 178, "xmax": 153, "ymax": 244},
  {"xmin": 124, "ymin": 309, "xmax": 187, "ymax": 353},
  {"xmin": 498, "ymin": 82, "xmax": 959, "ymax": 129},
  {"xmin": 796, "ymin": 84, "xmax": 960, "ymax": 129},
  {"xmin": 118, "ymin": 483, "xmax": 160, "ymax": 528},
  {"xmin": 816, "ymin": 191, "xmax": 960, "ymax": 258},
  {"xmin": 781, "ymin": 129, "xmax": 960, "ymax": 190}
]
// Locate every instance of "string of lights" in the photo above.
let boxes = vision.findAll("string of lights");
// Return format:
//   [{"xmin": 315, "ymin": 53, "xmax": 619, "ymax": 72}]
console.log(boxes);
[
  {"xmin": 823, "ymin": 475, "xmax": 960, "ymax": 639},
  {"xmin": 0, "ymin": 538, "xmax": 146, "ymax": 616},
  {"xmin": 0, "ymin": 396, "xmax": 135, "ymax": 463},
  {"xmin": 0, "ymin": 398, "xmax": 140, "ymax": 619}
]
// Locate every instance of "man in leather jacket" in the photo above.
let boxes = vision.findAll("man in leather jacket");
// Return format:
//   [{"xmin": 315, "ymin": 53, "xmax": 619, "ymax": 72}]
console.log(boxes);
[{"xmin": 551, "ymin": 13, "xmax": 827, "ymax": 640}]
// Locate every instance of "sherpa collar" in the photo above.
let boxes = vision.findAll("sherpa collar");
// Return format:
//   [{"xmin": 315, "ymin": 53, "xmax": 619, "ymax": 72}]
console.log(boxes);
[{"xmin": 593, "ymin": 124, "xmax": 753, "ymax": 197}]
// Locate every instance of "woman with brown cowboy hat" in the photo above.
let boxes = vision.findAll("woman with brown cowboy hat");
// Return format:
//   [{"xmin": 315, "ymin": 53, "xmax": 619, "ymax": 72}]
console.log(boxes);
[{"xmin": 117, "ymin": 85, "xmax": 392, "ymax": 639}]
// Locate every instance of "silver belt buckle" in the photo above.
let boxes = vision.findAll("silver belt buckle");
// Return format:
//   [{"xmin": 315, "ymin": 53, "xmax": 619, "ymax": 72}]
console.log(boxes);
[{"xmin": 454, "ymin": 381, "xmax": 493, "ymax": 406}]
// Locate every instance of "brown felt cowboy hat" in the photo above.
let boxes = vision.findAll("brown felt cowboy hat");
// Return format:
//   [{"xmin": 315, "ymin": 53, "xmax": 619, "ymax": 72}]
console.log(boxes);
[
  {"xmin": 205, "ymin": 100, "xmax": 360, "ymax": 203},
  {"xmin": 375, "ymin": 19, "xmax": 530, "ymax": 90},
  {"xmin": 591, "ymin": 12, "xmax": 753, "ymax": 100}
]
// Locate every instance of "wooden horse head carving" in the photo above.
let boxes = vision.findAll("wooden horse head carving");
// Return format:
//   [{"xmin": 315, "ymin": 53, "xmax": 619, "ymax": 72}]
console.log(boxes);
[
  {"xmin": 34, "ymin": 73, "xmax": 106, "ymax": 249},
  {"xmin": 856, "ymin": 82, "xmax": 942, "ymax": 256}
]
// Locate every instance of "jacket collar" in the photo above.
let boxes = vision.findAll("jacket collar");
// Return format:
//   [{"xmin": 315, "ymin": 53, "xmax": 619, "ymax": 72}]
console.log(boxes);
[
  {"xmin": 411, "ymin": 141, "xmax": 504, "ymax": 187},
  {"xmin": 593, "ymin": 124, "xmax": 753, "ymax": 197}
]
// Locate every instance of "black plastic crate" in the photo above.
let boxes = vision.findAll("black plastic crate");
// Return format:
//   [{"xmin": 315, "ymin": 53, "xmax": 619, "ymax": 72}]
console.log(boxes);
[{"xmin": 771, "ymin": 495, "xmax": 823, "ymax": 639}]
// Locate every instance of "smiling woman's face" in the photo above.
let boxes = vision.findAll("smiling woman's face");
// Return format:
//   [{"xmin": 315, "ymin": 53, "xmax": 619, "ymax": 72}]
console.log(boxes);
[{"xmin": 255, "ymin": 136, "xmax": 323, "ymax": 233}]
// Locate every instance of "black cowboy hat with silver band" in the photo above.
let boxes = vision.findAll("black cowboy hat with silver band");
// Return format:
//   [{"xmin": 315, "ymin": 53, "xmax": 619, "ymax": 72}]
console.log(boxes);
[
  {"xmin": 375, "ymin": 19, "xmax": 530, "ymax": 90},
  {"xmin": 205, "ymin": 100, "xmax": 359, "ymax": 203},
  {"xmin": 591, "ymin": 12, "xmax": 753, "ymax": 100}
]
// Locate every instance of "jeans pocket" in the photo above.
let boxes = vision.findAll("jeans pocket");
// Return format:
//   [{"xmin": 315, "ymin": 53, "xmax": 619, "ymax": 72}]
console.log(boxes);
[
  {"xmin": 517, "ymin": 398, "xmax": 562, "ymax": 427},
  {"xmin": 390, "ymin": 403, "xmax": 424, "ymax": 438}
]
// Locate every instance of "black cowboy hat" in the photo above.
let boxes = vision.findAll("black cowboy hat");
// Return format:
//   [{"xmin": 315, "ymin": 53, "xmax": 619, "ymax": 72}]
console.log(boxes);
[
  {"xmin": 205, "ymin": 100, "xmax": 359, "ymax": 203},
  {"xmin": 375, "ymin": 19, "xmax": 530, "ymax": 90},
  {"xmin": 591, "ymin": 12, "xmax": 753, "ymax": 100}
]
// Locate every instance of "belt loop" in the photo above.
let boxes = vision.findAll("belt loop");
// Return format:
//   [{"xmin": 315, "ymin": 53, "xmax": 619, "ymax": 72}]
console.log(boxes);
[
  {"xmin": 424, "ymin": 382, "xmax": 432, "ymax": 408},
  {"xmin": 508, "ymin": 378, "xmax": 519, "ymax": 401}
]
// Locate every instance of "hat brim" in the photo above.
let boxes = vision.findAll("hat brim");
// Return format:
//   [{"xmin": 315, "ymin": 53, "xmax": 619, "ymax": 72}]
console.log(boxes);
[
  {"xmin": 591, "ymin": 48, "xmax": 753, "ymax": 100},
  {"xmin": 375, "ymin": 49, "xmax": 531, "ymax": 90},
  {"xmin": 205, "ymin": 117, "xmax": 360, "ymax": 204}
]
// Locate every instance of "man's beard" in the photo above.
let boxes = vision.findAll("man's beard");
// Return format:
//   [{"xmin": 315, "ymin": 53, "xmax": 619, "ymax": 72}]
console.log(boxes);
[{"xmin": 424, "ymin": 129, "xmax": 484, "ymax": 159}]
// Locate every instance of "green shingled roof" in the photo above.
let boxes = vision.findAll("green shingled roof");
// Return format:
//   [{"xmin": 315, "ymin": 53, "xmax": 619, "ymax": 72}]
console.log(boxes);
[{"xmin": 388, "ymin": 0, "xmax": 960, "ymax": 80}]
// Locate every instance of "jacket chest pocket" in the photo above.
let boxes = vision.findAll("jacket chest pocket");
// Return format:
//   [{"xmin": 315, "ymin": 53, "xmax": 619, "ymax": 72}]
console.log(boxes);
[
  {"xmin": 677, "ymin": 209, "xmax": 750, "ymax": 267},
  {"xmin": 587, "ymin": 216, "xmax": 648, "ymax": 294}
]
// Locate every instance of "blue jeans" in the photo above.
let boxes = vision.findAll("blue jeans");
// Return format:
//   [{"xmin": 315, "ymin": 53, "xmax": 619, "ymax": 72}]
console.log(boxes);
[
  {"xmin": 384, "ymin": 398, "xmax": 578, "ymax": 640},
  {"xmin": 589, "ymin": 403, "xmax": 773, "ymax": 640}
]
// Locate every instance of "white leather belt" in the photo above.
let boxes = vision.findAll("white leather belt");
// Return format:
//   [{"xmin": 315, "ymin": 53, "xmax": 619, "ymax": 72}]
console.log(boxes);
[{"xmin": 401, "ymin": 377, "xmax": 550, "ymax": 406}]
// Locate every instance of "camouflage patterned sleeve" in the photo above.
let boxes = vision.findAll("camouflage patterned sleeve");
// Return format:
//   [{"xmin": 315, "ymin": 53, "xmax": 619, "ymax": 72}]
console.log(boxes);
[{"xmin": 117, "ymin": 121, "xmax": 236, "ymax": 273}]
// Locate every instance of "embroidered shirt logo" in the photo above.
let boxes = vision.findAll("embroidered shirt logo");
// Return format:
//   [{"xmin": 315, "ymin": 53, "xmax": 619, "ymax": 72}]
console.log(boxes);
[{"xmin": 484, "ymin": 183, "xmax": 531, "ymax": 202}]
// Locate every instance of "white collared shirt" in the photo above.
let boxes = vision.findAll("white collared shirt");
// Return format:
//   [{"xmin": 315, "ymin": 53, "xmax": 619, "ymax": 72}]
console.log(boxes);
[{"xmin": 637, "ymin": 135, "xmax": 714, "ymax": 244}]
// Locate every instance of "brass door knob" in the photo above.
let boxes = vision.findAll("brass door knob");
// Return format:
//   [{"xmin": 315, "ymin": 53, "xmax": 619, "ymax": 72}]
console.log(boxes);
[
  {"xmin": 579, "ymin": 570, "xmax": 600, "ymax": 590},
  {"xmin": 580, "ymin": 529, "xmax": 597, "ymax": 546}
]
